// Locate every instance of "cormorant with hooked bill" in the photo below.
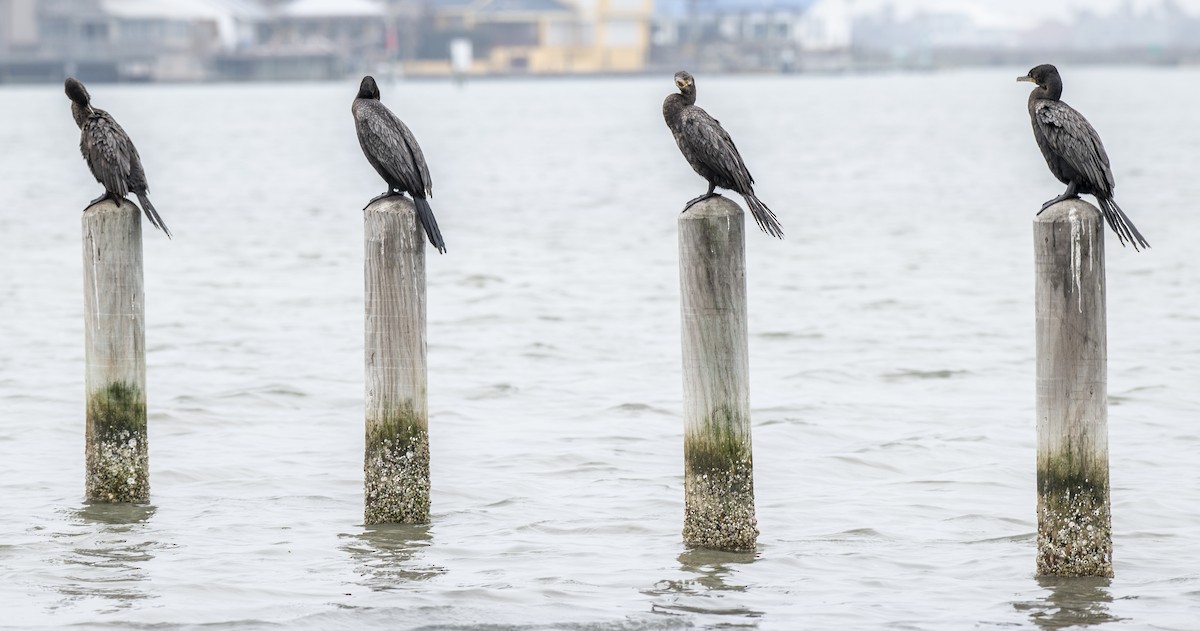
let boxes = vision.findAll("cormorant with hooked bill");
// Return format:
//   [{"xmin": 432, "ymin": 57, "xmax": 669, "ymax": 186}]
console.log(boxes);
[
  {"xmin": 1019, "ymin": 64, "xmax": 1148, "ymax": 250},
  {"xmin": 65, "ymin": 77, "xmax": 171, "ymax": 238},
  {"xmin": 352, "ymin": 75, "xmax": 445, "ymax": 254},
  {"xmin": 663, "ymin": 71, "xmax": 783, "ymax": 239}
]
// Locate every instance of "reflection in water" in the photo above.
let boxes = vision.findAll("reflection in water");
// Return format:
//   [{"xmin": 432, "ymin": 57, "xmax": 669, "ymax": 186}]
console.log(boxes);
[
  {"xmin": 340, "ymin": 523, "xmax": 444, "ymax": 590},
  {"xmin": 53, "ymin": 504, "xmax": 158, "ymax": 613},
  {"xmin": 646, "ymin": 548, "xmax": 762, "ymax": 622},
  {"xmin": 1013, "ymin": 576, "xmax": 1125, "ymax": 630}
]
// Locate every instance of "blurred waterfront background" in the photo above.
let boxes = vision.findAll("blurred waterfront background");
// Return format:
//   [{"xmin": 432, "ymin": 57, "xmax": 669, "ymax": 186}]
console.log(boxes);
[
  {"xmin": 4, "ymin": 1, "xmax": 1200, "ymax": 629},
  {"xmin": 3, "ymin": 0, "xmax": 1200, "ymax": 83},
  {"xmin": 1, "ymin": 64, "xmax": 1200, "ymax": 628}
]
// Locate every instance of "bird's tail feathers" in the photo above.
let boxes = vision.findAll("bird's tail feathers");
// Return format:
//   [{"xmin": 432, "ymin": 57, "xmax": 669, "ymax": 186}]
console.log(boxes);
[
  {"xmin": 743, "ymin": 193, "xmax": 784, "ymax": 239},
  {"xmin": 414, "ymin": 196, "xmax": 447, "ymax": 254},
  {"xmin": 135, "ymin": 192, "xmax": 172, "ymax": 239},
  {"xmin": 1098, "ymin": 197, "xmax": 1148, "ymax": 252}
]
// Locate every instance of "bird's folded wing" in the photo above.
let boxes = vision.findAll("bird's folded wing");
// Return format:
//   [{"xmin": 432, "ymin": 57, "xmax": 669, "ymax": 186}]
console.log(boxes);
[{"xmin": 1034, "ymin": 100, "xmax": 1116, "ymax": 193}]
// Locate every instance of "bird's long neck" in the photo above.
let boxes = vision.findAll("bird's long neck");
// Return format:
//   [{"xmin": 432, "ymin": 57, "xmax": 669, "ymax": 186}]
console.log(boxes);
[
  {"xmin": 677, "ymin": 85, "xmax": 696, "ymax": 106},
  {"xmin": 1035, "ymin": 75, "xmax": 1063, "ymax": 101},
  {"xmin": 70, "ymin": 101, "xmax": 91, "ymax": 129},
  {"xmin": 663, "ymin": 93, "xmax": 690, "ymax": 126},
  {"xmin": 663, "ymin": 87, "xmax": 696, "ymax": 130}
]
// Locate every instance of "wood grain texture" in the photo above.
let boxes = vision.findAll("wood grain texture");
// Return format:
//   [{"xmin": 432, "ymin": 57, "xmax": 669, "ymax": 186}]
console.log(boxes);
[
  {"xmin": 678, "ymin": 195, "xmax": 757, "ymax": 551},
  {"xmin": 364, "ymin": 196, "xmax": 430, "ymax": 524},
  {"xmin": 1034, "ymin": 198, "xmax": 1112, "ymax": 577},
  {"xmin": 82, "ymin": 199, "xmax": 148, "ymax": 503}
]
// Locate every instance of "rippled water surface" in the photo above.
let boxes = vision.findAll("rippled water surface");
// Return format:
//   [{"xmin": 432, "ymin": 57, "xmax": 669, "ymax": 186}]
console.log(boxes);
[{"xmin": 1, "ymin": 67, "xmax": 1199, "ymax": 629}]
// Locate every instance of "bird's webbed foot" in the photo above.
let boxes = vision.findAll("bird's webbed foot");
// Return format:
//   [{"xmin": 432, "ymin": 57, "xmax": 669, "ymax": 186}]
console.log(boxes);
[
  {"xmin": 364, "ymin": 190, "xmax": 402, "ymax": 210},
  {"xmin": 682, "ymin": 192, "xmax": 720, "ymax": 213},
  {"xmin": 86, "ymin": 192, "xmax": 115, "ymax": 209},
  {"xmin": 1037, "ymin": 183, "xmax": 1079, "ymax": 214}
]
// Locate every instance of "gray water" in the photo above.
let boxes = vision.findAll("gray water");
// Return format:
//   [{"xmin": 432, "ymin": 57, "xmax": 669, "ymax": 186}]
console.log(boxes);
[{"xmin": 1, "ymin": 67, "xmax": 1198, "ymax": 630}]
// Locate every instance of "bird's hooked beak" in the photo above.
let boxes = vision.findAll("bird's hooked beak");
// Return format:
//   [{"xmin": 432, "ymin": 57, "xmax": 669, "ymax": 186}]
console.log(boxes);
[
  {"xmin": 675, "ymin": 77, "xmax": 690, "ymax": 90},
  {"xmin": 1017, "ymin": 75, "xmax": 1035, "ymax": 83}
]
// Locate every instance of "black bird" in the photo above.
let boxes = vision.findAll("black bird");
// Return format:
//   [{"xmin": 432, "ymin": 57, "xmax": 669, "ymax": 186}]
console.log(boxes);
[
  {"xmin": 64, "ymin": 77, "xmax": 171, "ymax": 238},
  {"xmin": 352, "ymin": 75, "xmax": 445, "ymax": 254},
  {"xmin": 663, "ymin": 70, "xmax": 783, "ymax": 239},
  {"xmin": 1019, "ymin": 64, "xmax": 1148, "ymax": 250}
]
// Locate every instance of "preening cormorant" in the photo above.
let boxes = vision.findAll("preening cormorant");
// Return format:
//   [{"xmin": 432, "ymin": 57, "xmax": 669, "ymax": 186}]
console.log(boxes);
[
  {"xmin": 1019, "ymin": 64, "xmax": 1148, "ymax": 250},
  {"xmin": 352, "ymin": 75, "xmax": 445, "ymax": 254},
  {"xmin": 64, "ymin": 77, "xmax": 171, "ymax": 238},
  {"xmin": 663, "ymin": 70, "xmax": 783, "ymax": 239}
]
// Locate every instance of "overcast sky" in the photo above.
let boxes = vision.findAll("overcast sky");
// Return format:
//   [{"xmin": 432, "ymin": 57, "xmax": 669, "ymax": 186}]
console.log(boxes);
[
  {"xmin": 849, "ymin": 0, "xmax": 1200, "ymax": 24},
  {"xmin": 660, "ymin": 0, "xmax": 1200, "ymax": 22}
]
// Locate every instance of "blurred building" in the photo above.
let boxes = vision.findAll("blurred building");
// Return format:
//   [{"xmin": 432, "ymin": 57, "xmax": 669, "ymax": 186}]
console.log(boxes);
[
  {"xmin": 0, "ymin": 0, "xmax": 653, "ymax": 81},
  {"xmin": 217, "ymin": 0, "xmax": 385, "ymax": 80},
  {"xmin": 9, "ymin": 0, "xmax": 1197, "ymax": 82},
  {"xmin": 651, "ymin": 0, "xmax": 852, "ymax": 73},
  {"xmin": 0, "ymin": 0, "xmax": 264, "ymax": 82},
  {"xmin": 406, "ymin": 0, "xmax": 654, "ymax": 76}
]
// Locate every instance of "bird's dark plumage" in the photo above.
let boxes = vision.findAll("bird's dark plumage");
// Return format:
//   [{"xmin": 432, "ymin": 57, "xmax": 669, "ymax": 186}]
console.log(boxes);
[
  {"xmin": 1019, "ymin": 64, "xmax": 1147, "ymax": 250},
  {"xmin": 663, "ymin": 71, "xmax": 783, "ymax": 239},
  {"xmin": 352, "ymin": 75, "xmax": 445, "ymax": 254},
  {"xmin": 65, "ymin": 77, "xmax": 171, "ymax": 238}
]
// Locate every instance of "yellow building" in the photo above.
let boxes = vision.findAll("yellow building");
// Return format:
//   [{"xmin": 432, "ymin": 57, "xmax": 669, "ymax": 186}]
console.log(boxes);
[{"xmin": 410, "ymin": 0, "xmax": 653, "ymax": 75}]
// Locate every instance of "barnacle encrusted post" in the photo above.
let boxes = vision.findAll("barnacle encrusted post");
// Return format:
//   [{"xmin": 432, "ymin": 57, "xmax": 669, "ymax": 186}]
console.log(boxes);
[
  {"xmin": 678, "ymin": 196, "xmax": 758, "ymax": 551},
  {"xmin": 1034, "ymin": 199, "xmax": 1113, "ymax": 577},
  {"xmin": 83, "ymin": 200, "xmax": 149, "ymax": 503},
  {"xmin": 364, "ymin": 197, "xmax": 430, "ymax": 524}
]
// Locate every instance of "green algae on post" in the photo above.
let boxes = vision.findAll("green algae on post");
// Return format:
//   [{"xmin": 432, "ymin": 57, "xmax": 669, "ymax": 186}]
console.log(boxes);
[
  {"xmin": 1033, "ymin": 201, "xmax": 1113, "ymax": 577},
  {"xmin": 684, "ymin": 423, "xmax": 757, "ymax": 551},
  {"xmin": 86, "ymin": 381, "xmax": 149, "ymax": 503},
  {"xmin": 364, "ymin": 198, "xmax": 431, "ymax": 525},
  {"xmin": 1036, "ymin": 459, "xmax": 1112, "ymax": 577},
  {"xmin": 678, "ymin": 197, "xmax": 758, "ymax": 552},
  {"xmin": 364, "ymin": 401, "xmax": 430, "ymax": 524}
]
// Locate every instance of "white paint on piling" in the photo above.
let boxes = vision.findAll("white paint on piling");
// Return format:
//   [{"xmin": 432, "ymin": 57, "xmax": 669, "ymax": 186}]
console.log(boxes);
[{"xmin": 1069, "ymin": 207, "xmax": 1083, "ymax": 313}]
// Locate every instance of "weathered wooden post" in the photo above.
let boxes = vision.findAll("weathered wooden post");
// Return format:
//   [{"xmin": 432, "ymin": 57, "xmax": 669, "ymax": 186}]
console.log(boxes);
[
  {"xmin": 83, "ymin": 199, "xmax": 149, "ymax": 504},
  {"xmin": 364, "ymin": 196, "xmax": 430, "ymax": 524},
  {"xmin": 1034, "ymin": 198, "xmax": 1113, "ymax": 577},
  {"xmin": 678, "ymin": 195, "xmax": 758, "ymax": 551}
]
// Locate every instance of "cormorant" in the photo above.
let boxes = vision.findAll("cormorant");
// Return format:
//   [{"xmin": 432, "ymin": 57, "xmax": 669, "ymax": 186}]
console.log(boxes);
[
  {"xmin": 352, "ymin": 75, "xmax": 445, "ymax": 254},
  {"xmin": 65, "ymin": 77, "xmax": 171, "ymax": 238},
  {"xmin": 663, "ymin": 71, "xmax": 783, "ymax": 239},
  {"xmin": 1019, "ymin": 64, "xmax": 1148, "ymax": 250}
]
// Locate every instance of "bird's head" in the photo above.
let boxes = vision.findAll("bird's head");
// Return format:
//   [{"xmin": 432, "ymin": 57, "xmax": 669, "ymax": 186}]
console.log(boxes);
[
  {"xmin": 674, "ymin": 71, "xmax": 695, "ymax": 92},
  {"xmin": 357, "ymin": 75, "xmax": 381, "ymax": 101},
  {"xmin": 1017, "ymin": 64, "xmax": 1059, "ymax": 87},
  {"xmin": 64, "ymin": 77, "xmax": 93, "ymax": 113}
]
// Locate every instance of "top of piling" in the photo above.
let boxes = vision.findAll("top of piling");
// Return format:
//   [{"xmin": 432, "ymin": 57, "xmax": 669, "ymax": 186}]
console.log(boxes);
[
  {"xmin": 1035, "ymin": 198, "xmax": 1101, "ymax": 224},
  {"xmin": 682, "ymin": 195, "xmax": 742, "ymax": 220},
  {"xmin": 364, "ymin": 195, "xmax": 416, "ymax": 214},
  {"xmin": 84, "ymin": 198, "xmax": 138, "ymax": 216}
]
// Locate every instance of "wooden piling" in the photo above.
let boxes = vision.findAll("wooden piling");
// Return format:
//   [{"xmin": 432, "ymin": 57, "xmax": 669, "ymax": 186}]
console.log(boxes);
[
  {"xmin": 1034, "ymin": 198, "xmax": 1113, "ymax": 577},
  {"xmin": 678, "ymin": 195, "xmax": 758, "ymax": 551},
  {"xmin": 364, "ymin": 196, "xmax": 430, "ymax": 524},
  {"xmin": 82, "ymin": 199, "xmax": 149, "ymax": 504}
]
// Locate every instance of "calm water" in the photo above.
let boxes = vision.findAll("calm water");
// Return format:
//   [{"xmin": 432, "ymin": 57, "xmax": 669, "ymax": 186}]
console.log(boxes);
[{"xmin": 1, "ymin": 67, "xmax": 1198, "ymax": 630}]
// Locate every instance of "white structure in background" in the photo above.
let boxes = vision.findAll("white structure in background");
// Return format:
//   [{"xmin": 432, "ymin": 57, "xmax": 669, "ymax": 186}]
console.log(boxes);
[
  {"xmin": 796, "ymin": 0, "xmax": 852, "ymax": 51},
  {"xmin": 449, "ymin": 37, "xmax": 472, "ymax": 75},
  {"xmin": 100, "ymin": 0, "xmax": 264, "ymax": 80}
]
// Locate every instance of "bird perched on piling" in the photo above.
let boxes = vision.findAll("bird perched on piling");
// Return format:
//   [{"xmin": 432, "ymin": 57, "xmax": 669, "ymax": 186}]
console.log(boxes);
[
  {"xmin": 1019, "ymin": 64, "xmax": 1148, "ymax": 251},
  {"xmin": 64, "ymin": 77, "xmax": 171, "ymax": 238},
  {"xmin": 352, "ymin": 75, "xmax": 445, "ymax": 254},
  {"xmin": 663, "ymin": 70, "xmax": 783, "ymax": 239}
]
